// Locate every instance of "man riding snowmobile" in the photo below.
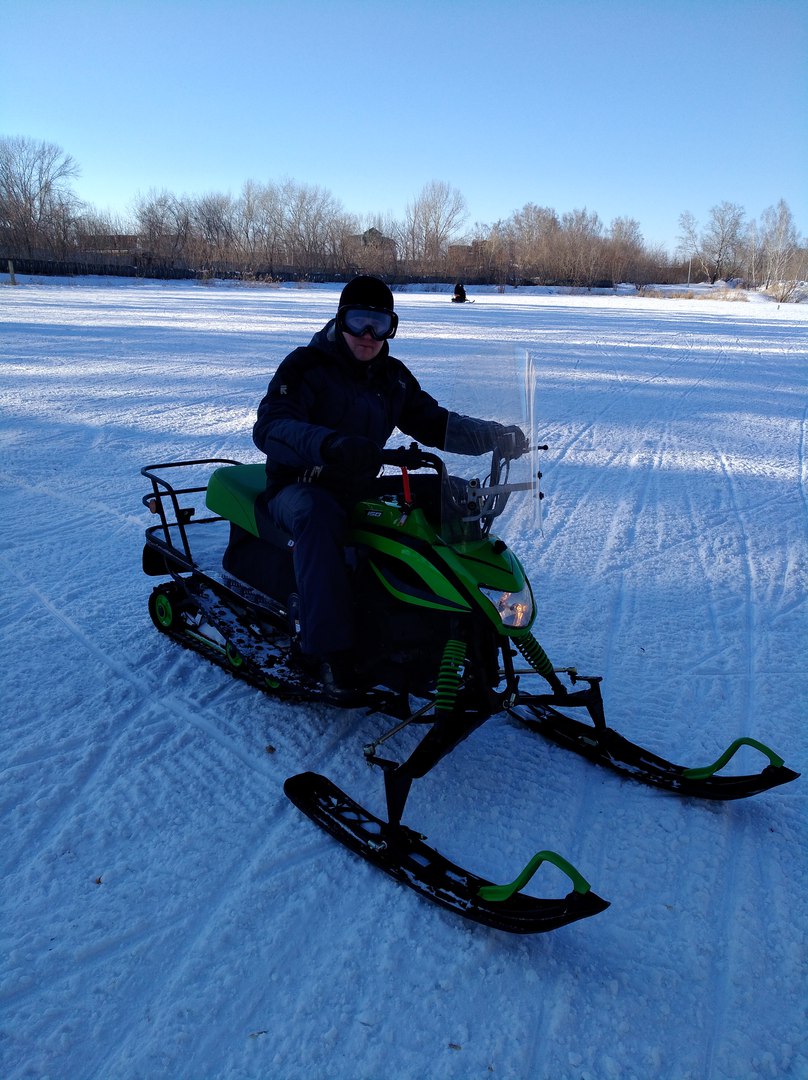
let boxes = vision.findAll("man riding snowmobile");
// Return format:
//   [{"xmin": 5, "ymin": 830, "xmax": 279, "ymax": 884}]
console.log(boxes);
[
  {"xmin": 141, "ymin": 294, "xmax": 798, "ymax": 933},
  {"xmin": 251, "ymin": 275, "xmax": 527, "ymax": 702}
]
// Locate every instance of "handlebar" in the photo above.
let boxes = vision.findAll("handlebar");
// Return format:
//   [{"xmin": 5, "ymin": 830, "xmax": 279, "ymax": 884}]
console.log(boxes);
[
  {"xmin": 380, "ymin": 444, "xmax": 444, "ymax": 472},
  {"xmin": 380, "ymin": 439, "xmax": 545, "ymax": 472},
  {"xmin": 379, "ymin": 441, "xmax": 544, "ymax": 535}
]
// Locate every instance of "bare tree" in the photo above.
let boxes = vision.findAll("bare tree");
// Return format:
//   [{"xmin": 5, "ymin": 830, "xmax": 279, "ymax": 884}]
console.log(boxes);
[
  {"xmin": 679, "ymin": 202, "xmax": 746, "ymax": 284},
  {"xmin": 465, "ymin": 219, "xmax": 513, "ymax": 284},
  {"xmin": 400, "ymin": 181, "xmax": 467, "ymax": 274},
  {"xmin": 702, "ymin": 201, "xmax": 746, "ymax": 282},
  {"xmin": 191, "ymin": 191, "xmax": 237, "ymax": 269},
  {"xmin": 504, "ymin": 204, "xmax": 560, "ymax": 282},
  {"xmin": 279, "ymin": 179, "xmax": 346, "ymax": 272},
  {"xmin": 234, "ymin": 180, "xmax": 274, "ymax": 268},
  {"xmin": 240, "ymin": 181, "xmax": 287, "ymax": 272},
  {"xmin": 676, "ymin": 210, "xmax": 701, "ymax": 282},
  {"xmin": 133, "ymin": 189, "xmax": 192, "ymax": 264},
  {"xmin": 0, "ymin": 135, "xmax": 81, "ymax": 256},
  {"xmin": 604, "ymin": 216, "xmax": 644, "ymax": 286},
  {"xmin": 341, "ymin": 213, "xmax": 397, "ymax": 276},
  {"xmin": 557, "ymin": 208, "xmax": 603, "ymax": 286},
  {"xmin": 758, "ymin": 199, "xmax": 800, "ymax": 289}
]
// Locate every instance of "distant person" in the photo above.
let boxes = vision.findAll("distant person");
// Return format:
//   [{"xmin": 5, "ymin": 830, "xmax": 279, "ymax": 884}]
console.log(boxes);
[
  {"xmin": 452, "ymin": 282, "xmax": 467, "ymax": 303},
  {"xmin": 252, "ymin": 275, "xmax": 526, "ymax": 701}
]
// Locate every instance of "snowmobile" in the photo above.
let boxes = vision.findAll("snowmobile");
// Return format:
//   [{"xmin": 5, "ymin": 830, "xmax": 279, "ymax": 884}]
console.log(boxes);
[{"xmin": 141, "ymin": 437, "xmax": 798, "ymax": 934}]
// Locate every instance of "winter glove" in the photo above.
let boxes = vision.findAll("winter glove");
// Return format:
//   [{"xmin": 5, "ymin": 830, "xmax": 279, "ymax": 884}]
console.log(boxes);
[
  {"xmin": 321, "ymin": 433, "xmax": 383, "ymax": 475},
  {"xmin": 495, "ymin": 424, "xmax": 529, "ymax": 460}
]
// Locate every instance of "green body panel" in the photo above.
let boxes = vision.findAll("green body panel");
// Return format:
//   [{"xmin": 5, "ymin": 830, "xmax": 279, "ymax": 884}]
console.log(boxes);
[
  {"xmin": 352, "ymin": 500, "xmax": 471, "ymax": 612},
  {"xmin": 352, "ymin": 498, "xmax": 534, "ymax": 634},
  {"xmin": 357, "ymin": 532, "xmax": 472, "ymax": 612},
  {"xmin": 204, "ymin": 466, "xmax": 534, "ymax": 634}
]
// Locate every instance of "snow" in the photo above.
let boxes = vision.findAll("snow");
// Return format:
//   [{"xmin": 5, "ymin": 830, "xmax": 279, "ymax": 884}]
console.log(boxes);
[{"xmin": 1, "ymin": 276, "xmax": 806, "ymax": 1080}]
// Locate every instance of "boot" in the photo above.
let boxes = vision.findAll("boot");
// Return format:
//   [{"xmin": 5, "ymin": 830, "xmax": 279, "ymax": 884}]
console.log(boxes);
[{"xmin": 320, "ymin": 651, "xmax": 366, "ymax": 707}]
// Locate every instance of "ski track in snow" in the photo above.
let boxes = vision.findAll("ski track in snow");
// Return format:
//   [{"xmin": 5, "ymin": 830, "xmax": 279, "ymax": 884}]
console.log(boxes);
[
  {"xmin": 1, "ymin": 554, "xmax": 276, "ymax": 784},
  {"xmin": 1, "ymin": 278, "xmax": 806, "ymax": 1080}
]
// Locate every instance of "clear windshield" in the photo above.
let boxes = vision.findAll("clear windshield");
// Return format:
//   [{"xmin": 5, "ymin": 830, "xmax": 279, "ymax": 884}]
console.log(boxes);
[{"xmin": 385, "ymin": 345, "xmax": 542, "ymax": 540}]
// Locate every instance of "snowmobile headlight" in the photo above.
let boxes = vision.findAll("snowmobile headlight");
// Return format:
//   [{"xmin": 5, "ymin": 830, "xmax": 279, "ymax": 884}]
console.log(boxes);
[{"xmin": 479, "ymin": 584, "xmax": 533, "ymax": 628}]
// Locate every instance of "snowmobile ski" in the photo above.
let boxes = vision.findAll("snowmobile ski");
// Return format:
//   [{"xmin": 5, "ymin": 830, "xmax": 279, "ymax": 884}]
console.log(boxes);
[
  {"xmin": 512, "ymin": 678, "xmax": 799, "ymax": 800},
  {"xmin": 283, "ymin": 771, "xmax": 609, "ymax": 934}
]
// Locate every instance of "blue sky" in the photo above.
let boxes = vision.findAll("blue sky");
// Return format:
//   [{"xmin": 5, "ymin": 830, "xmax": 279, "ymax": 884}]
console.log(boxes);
[{"xmin": 2, "ymin": 0, "xmax": 806, "ymax": 253}]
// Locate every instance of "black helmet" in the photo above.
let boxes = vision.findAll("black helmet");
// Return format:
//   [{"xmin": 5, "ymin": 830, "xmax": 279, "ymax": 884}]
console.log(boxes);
[
  {"xmin": 338, "ymin": 275, "xmax": 394, "ymax": 312},
  {"xmin": 337, "ymin": 276, "xmax": 398, "ymax": 340}
]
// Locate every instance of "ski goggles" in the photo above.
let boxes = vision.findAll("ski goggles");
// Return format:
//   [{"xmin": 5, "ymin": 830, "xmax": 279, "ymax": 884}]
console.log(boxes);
[{"xmin": 338, "ymin": 305, "xmax": 398, "ymax": 340}]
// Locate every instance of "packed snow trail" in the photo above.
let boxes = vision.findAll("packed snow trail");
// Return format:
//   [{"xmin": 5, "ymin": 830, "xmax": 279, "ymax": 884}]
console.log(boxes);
[{"xmin": 1, "ymin": 278, "xmax": 806, "ymax": 1080}]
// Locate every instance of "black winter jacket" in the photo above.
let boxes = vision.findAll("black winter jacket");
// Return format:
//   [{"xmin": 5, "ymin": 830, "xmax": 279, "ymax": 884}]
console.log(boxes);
[{"xmin": 253, "ymin": 320, "xmax": 504, "ymax": 495}]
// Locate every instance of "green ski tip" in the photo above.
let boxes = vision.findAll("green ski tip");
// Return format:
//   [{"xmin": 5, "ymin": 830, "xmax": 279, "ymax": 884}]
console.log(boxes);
[
  {"xmin": 478, "ymin": 850, "xmax": 592, "ymax": 903},
  {"xmin": 682, "ymin": 737, "xmax": 785, "ymax": 781}
]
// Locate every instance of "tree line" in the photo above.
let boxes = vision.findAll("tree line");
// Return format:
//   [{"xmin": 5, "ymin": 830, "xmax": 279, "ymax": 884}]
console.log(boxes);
[{"xmin": 1, "ymin": 135, "xmax": 805, "ymax": 297}]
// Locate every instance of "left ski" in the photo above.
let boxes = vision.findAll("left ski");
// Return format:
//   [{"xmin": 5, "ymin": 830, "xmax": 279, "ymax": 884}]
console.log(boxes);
[
  {"xmin": 512, "ymin": 680, "xmax": 799, "ymax": 800},
  {"xmin": 284, "ymin": 771, "xmax": 609, "ymax": 934}
]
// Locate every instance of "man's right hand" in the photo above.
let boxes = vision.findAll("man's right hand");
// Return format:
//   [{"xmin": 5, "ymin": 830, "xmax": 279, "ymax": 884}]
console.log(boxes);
[{"xmin": 322, "ymin": 433, "xmax": 383, "ymax": 474}]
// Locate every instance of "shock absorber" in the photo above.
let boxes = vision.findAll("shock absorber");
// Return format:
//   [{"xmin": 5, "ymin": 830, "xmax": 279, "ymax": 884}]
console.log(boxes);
[
  {"xmin": 515, "ymin": 633, "xmax": 565, "ymax": 694},
  {"xmin": 515, "ymin": 632, "xmax": 554, "ymax": 677},
  {"xmin": 435, "ymin": 639, "xmax": 467, "ymax": 713}
]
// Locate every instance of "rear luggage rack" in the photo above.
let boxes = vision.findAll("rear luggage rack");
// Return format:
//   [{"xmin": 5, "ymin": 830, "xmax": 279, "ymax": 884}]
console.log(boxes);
[{"xmin": 141, "ymin": 459, "xmax": 242, "ymax": 565}]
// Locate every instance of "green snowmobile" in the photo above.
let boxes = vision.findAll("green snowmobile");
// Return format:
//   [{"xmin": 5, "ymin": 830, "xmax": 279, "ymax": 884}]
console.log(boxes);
[{"xmin": 141, "ymin": 437, "xmax": 798, "ymax": 934}]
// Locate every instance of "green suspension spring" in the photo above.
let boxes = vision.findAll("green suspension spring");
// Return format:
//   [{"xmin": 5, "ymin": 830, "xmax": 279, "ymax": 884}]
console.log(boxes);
[
  {"xmin": 435, "ymin": 639, "xmax": 467, "ymax": 713},
  {"xmin": 515, "ymin": 633, "xmax": 555, "ymax": 678}
]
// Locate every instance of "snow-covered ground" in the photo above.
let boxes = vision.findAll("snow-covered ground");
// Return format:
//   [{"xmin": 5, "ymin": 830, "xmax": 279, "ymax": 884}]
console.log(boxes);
[{"xmin": 1, "ymin": 277, "xmax": 806, "ymax": 1080}]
